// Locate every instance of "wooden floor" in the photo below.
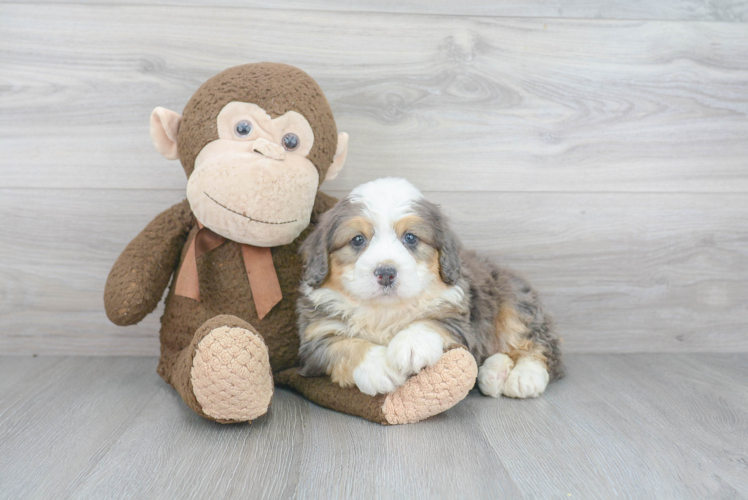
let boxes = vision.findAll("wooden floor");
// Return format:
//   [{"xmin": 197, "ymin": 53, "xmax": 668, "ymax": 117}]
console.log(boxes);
[{"xmin": 1, "ymin": 354, "xmax": 746, "ymax": 499}]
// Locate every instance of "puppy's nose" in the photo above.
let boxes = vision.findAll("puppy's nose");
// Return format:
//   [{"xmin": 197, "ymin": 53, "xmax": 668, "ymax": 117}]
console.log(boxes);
[
  {"xmin": 374, "ymin": 265, "xmax": 397, "ymax": 287},
  {"xmin": 251, "ymin": 138, "xmax": 286, "ymax": 161}
]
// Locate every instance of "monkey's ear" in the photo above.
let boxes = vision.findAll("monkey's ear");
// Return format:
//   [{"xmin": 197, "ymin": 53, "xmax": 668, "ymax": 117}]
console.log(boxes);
[
  {"xmin": 325, "ymin": 132, "xmax": 348, "ymax": 181},
  {"xmin": 150, "ymin": 107, "xmax": 182, "ymax": 160}
]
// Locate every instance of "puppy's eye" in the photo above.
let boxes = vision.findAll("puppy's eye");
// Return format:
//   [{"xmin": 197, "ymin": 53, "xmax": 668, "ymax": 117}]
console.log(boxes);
[
  {"xmin": 235, "ymin": 120, "xmax": 252, "ymax": 137},
  {"xmin": 350, "ymin": 235, "xmax": 366, "ymax": 248},
  {"xmin": 403, "ymin": 233, "xmax": 418, "ymax": 245},
  {"xmin": 282, "ymin": 133, "xmax": 299, "ymax": 151}
]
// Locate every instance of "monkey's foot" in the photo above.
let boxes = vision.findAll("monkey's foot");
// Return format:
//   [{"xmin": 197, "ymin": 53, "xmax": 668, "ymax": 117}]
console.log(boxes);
[
  {"xmin": 276, "ymin": 345, "xmax": 477, "ymax": 425},
  {"xmin": 381, "ymin": 346, "xmax": 477, "ymax": 424},
  {"xmin": 189, "ymin": 316, "xmax": 274, "ymax": 423}
]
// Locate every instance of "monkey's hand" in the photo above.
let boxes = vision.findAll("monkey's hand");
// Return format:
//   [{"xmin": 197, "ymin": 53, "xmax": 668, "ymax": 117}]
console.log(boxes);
[{"xmin": 104, "ymin": 199, "xmax": 193, "ymax": 326}]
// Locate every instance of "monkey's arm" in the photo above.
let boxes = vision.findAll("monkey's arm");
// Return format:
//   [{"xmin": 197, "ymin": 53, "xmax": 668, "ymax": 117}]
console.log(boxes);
[
  {"xmin": 104, "ymin": 199, "xmax": 193, "ymax": 326},
  {"xmin": 275, "ymin": 345, "xmax": 477, "ymax": 425}
]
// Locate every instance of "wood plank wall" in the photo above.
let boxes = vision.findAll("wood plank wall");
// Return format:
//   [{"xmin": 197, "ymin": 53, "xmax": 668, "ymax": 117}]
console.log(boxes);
[{"xmin": 1, "ymin": 2, "xmax": 747, "ymax": 355}]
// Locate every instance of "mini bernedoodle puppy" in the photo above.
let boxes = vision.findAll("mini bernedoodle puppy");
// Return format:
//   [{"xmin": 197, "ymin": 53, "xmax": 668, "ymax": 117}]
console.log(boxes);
[{"xmin": 296, "ymin": 178, "xmax": 563, "ymax": 399}]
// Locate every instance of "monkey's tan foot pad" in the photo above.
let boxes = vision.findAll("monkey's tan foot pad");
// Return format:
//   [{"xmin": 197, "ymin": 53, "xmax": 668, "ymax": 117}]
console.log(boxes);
[
  {"xmin": 190, "ymin": 326, "xmax": 274, "ymax": 422},
  {"xmin": 275, "ymin": 346, "xmax": 478, "ymax": 425},
  {"xmin": 381, "ymin": 346, "xmax": 478, "ymax": 424}
]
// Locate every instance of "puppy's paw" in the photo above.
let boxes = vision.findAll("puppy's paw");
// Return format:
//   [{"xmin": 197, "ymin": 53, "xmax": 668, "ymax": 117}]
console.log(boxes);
[
  {"xmin": 387, "ymin": 324, "xmax": 444, "ymax": 377},
  {"xmin": 353, "ymin": 346, "xmax": 406, "ymax": 396},
  {"xmin": 477, "ymin": 353, "xmax": 515, "ymax": 398},
  {"xmin": 502, "ymin": 358, "xmax": 550, "ymax": 399}
]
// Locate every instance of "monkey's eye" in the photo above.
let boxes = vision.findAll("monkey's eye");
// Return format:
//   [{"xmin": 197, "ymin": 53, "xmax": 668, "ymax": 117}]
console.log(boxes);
[
  {"xmin": 282, "ymin": 133, "xmax": 300, "ymax": 151},
  {"xmin": 234, "ymin": 120, "xmax": 252, "ymax": 137},
  {"xmin": 403, "ymin": 233, "xmax": 418, "ymax": 245},
  {"xmin": 350, "ymin": 235, "xmax": 366, "ymax": 248}
]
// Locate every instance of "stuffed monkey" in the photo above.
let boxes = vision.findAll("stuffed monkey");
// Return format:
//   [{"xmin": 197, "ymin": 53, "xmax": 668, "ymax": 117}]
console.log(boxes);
[{"xmin": 104, "ymin": 63, "xmax": 478, "ymax": 424}]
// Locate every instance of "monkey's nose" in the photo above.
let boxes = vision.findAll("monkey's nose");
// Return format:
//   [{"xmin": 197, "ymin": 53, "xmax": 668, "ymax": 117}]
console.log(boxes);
[
  {"xmin": 251, "ymin": 138, "xmax": 286, "ymax": 161},
  {"xmin": 374, "ymin": 265, "xmax": 397, "ymax": 287}
]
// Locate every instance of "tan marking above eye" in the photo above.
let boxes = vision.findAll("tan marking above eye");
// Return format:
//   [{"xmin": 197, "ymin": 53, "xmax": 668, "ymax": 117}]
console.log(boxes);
[
  {"xmin": 394, "ymin": 215, "xmax": 434, "ymax": 245},
  {"xmin": 332, "ymin": 216, "xmax": 375, "ymax": 250}
]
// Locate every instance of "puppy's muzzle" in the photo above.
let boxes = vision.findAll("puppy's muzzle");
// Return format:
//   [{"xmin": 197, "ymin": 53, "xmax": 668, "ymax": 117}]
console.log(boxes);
[{"xmin": 374, "ymin": 265, "xmax": 397, "ymax": 287}]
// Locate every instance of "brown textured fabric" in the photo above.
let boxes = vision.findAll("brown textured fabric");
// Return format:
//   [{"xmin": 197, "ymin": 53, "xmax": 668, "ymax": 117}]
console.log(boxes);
[
  {"xmin": 276, "ymin": 345, "xmax": 477, "ymax": 425},
  {"xmin": 105, "ymin": 192, "xmax": 335, "ymax": 422},
  {"xmin": 154, "ymin": 192, "xmax": 339, "ymax": 380},
  {"xmin": 174, "ymin": 223, "xmax": 283, "ymax": 319},
  {"xmin": 241, "ymin": 245, "xmax": 283, "ymax": 320},
  {"xmin": 104, "ymin": 199, "xmax": 193, "ymax": 326},
  {"xmin": 274, "ymin": 369, "xmax": 389, "ymax": 424},
  {"xmin": 177, "ymin": 63, "xmax": 338, "ymax": 182},
  {"xmin": 174, "ymin": 223, "xmax": 225, "ymax": 301},
  {"xmin": 194, "ymin": 224, "xmax": 226, "ymax": 258}
]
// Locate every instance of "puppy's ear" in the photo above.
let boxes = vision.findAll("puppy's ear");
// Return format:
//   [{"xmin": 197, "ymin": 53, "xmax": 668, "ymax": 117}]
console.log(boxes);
[
  {"xmin": 417, "ymin": 199, "xmax": 462, "ymax": 285},
  {"xmin": 437, "ymin": 220, "xmax": 462, "ymax": 285},
  {"xmin": 300, "ymin": 222, "xmax": 329, "ymax": 287},
  {"xmin": 301, "ymin": 198, "xmax": 357, "ymax": 287}
]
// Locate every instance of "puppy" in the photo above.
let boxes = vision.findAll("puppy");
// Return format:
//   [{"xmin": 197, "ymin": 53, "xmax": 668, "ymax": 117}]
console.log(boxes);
[{"xmin": 296, "ymin": 178, "xmax": 563, "ymax": 398}]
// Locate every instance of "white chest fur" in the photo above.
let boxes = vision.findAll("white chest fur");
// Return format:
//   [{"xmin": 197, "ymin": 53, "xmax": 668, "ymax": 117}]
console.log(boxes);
[{"xmin": 303, "ymin": 283, "xmax": 467, "ymax": 346}]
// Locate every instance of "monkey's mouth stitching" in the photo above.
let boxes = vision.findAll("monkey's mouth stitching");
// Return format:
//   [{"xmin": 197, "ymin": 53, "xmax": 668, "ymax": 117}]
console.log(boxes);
[{"xmin": 204, "ymin": 192, "xmax": 297, "ymax": 225}]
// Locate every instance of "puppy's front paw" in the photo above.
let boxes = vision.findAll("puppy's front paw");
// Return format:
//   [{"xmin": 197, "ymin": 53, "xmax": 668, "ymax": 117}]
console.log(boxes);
[
  {"xmin": 502, "ymin": 358, "xmax": 550, "ymax": 399},
  {"xmin": 477, "ymin": 353, "xmax": 515, "ymax": 398},
  {"xmin": 353, "ymin": 346, "xmax": 406, "ymax": 396},
  {"xmin": 387, "ymin": 324, "xmax": 444, "ymax": 377}
]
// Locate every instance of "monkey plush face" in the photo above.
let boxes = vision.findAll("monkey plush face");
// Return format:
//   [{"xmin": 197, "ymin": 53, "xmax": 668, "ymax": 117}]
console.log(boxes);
[
  {"xmin": 185, "ymin": 101, "xmax": 320, "ymax": 246},
  {"xmin": 149, "ymin": 63, "xmax": 348, "ymax": 247}
]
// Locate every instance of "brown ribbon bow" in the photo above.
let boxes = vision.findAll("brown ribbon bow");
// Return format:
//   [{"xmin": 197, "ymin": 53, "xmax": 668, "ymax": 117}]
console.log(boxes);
[{"xmin": 174, "ymin": 222, "xmax": 283, "ymax": 320}]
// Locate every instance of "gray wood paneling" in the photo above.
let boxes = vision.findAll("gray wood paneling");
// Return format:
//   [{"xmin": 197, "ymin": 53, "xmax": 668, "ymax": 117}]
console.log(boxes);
[
  {"xmin": 1, "ymin": 2, "xmax": 746, "ymax": 356},
  {"xmin": 1, "ymin": 354, "xmax": 746, "ymax": 498},
  {"xmin": 2, "ymin": 5, "xmax": 748, "ymax": 193},
  {"xmin": 2, "ymin": 188, "xmax": 747, "ymax": 355},
  {"xmin": 10, "ymin": 0, "xmax": 748, "ymax": 22},
  {"xmin": 0, "ymin": 189, "xmax": 182, "ymax": 356}
]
